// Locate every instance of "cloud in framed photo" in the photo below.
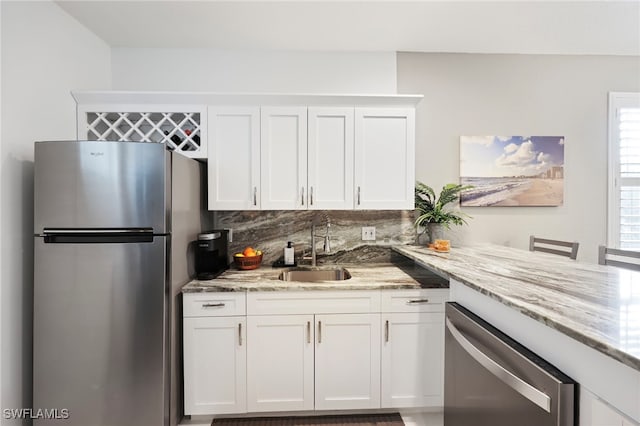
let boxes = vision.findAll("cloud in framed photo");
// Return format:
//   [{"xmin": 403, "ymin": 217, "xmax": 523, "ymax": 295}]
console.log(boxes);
[
  {"xmin": 463, "ymin": 135, "xmax": 494, "ymax": 146},
  {"xmin": 495, "ymin": 139, "xmax": 552, "ymax": 175},
  {"xmin": 459, "ymin": 135, "xmax": 565, "ymax": 207}
]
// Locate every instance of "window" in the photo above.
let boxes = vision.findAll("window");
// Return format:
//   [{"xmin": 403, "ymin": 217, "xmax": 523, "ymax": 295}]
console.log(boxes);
[{"xmin": 609, "ymin": 93, "xmax": 640, "ymax": 249}]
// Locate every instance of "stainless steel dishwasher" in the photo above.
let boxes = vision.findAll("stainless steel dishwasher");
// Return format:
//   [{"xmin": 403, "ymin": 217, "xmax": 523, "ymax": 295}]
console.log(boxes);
[{"xmin": 444, "ymin": 302, "xmax": 577, "ymax": 426}]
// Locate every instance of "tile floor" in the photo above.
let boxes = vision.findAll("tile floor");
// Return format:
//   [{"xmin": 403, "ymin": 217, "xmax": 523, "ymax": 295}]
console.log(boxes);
[{"xmin": 401, "ymin": 412, "xmax": 443, "ymax": 426}]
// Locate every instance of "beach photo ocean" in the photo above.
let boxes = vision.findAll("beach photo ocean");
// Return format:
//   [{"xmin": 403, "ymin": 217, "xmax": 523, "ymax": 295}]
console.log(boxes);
[{"xmin": 460, "ymin": 136, "xmax": 564, "ymax": 207}]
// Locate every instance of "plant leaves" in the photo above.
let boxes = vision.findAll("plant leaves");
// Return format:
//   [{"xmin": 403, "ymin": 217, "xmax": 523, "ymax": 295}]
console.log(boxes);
[{"xmin": 414, "ymin": 180, "xmax": 473, "ymax": 227}]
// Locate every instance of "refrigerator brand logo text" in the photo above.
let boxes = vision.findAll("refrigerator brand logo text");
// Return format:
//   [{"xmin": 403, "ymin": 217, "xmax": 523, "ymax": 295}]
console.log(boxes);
[
  {"xmin": 2, "ymin": 408, "xmax": 70, "ymax": 420},
  {"xmin": 90, "ymin": 151, "xmax": 105, "ymax": 156}
]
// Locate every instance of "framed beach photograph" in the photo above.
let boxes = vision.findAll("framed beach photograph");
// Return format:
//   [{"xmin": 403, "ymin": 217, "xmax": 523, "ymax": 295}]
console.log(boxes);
[{"xmin": 460, "ymin": 136, "xmax": 564, "ymax": 207}]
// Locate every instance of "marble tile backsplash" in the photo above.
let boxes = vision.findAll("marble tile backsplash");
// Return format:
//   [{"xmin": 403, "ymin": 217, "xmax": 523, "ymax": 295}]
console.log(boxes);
[{"xmin": 214, "ymin": 210, "xmax": 416, "ymax": 265}]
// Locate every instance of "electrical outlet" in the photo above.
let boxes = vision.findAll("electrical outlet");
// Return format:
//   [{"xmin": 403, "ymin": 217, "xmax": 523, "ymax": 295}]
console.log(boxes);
[{"xmin": 362, "ymin": 226, "xmax": 376, "ymax": 241}]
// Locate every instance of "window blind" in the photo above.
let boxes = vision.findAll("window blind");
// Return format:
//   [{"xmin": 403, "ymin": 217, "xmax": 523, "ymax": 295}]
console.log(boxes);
[{"xmin": 618, "ymin": 107, "xmax": 640, "ymax": 249}]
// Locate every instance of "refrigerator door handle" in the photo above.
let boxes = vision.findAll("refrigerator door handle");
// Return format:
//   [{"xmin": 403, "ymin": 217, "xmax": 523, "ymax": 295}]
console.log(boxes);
[
  {"xmin": 41, "ymin": 228, "xmax": 154, "ymax": 244},
  {"xmin": 43, "ymin": 228, "xmax": 153, "ymax": 234},
  {"xmin": 445, "ymin": 318, "xmax": 552, "ymax": 413}
]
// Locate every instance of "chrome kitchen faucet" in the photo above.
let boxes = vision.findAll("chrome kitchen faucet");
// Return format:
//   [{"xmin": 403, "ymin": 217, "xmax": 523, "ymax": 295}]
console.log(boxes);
[{"xmin": 308, "ymin": 214, "xmax": 331, "ymax": 266}]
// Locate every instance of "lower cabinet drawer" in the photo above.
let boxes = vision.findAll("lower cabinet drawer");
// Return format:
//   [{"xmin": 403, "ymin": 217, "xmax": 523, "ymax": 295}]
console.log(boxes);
[
  {"xmin": 381, "ymin": 289, "xmax": 449, "ymax": 313},
  {"xmin": 247, "ymin": 290, "xmax": 381, "ymax": 315},
  {"xmin": 183, "ymin": 292, "xmax": 246, "ymax": 317}
]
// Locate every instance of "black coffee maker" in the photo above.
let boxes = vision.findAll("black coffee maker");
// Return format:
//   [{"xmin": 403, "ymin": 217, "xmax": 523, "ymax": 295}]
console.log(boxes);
[{"xmin": 195, "ymin": 230, "xmax": 229, "ymax": 280}]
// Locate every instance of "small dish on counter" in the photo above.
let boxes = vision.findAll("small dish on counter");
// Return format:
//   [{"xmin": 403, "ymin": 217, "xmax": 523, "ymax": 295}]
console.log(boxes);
[
  {"xmin": 233, "ymin": 250, "xmax": 263, "ymax": 270},
  {"xmin": 428, "ymin": 247, "xmax": 450, "ymax": 253},
  {"xmin": 428, "ymin": 239, "xmax": 451, "ymax": 253}
]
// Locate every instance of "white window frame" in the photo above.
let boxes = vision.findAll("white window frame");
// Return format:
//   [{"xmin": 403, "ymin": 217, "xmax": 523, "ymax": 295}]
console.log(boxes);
[{"xmin": 608, "ymin": 92, "xmax": 640, "ymax": 248}]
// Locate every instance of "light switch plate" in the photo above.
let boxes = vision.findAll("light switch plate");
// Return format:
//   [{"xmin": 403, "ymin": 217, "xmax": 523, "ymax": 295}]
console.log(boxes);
[{"xmin": 362, "ymin": 226, "xmax": 376, "ymax": 241}]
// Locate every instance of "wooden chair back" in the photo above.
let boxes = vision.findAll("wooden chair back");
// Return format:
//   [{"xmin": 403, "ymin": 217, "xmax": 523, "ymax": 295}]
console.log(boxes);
[
  {"xmin": 529, "ymin": 235, "xmax": 579, "ymax": 260},
  {"xmin": 598, "ymin": 245, "xmax": 640, "ymax": 271}
]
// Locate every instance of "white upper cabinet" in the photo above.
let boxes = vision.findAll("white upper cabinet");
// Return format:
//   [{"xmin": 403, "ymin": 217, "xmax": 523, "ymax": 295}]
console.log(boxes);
[
  {"xmin": 208, "ymin": 107, "xmax": 261, "ymax": 210},
  {"xmin": 73, "ymin": 92, "xmax": 420, "ymax": 211},
  {"xmin": 260, "ymin": 107, "xmax": 308, "ymax": 210},
  {"xmin": 354, "ymin": 108, "xmax": 415, "ymax": 210},
  {"xmin": 308, "ymin": 108, "xmax": 355, "ymax": 210}
]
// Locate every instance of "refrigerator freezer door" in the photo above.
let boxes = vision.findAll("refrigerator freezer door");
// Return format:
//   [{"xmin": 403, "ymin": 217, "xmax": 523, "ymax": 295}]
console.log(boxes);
[
  {"xmin": 33, "ymin": 236, "xmax": 168, "ymax": 426},
  {"xmin": 34, "ymin": 141, "xmax": 169, "ymax": 234}
]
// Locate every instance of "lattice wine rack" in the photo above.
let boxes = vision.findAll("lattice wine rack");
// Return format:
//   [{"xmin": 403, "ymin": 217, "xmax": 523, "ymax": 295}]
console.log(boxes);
[{"xmin": 83, "ymin": 111, "xmax": 204, "ymax": 157}]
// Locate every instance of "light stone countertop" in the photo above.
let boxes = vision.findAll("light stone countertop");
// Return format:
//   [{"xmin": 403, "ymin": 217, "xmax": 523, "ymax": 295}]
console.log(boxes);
[
  {"xmin": 182, "ymin": 262, "xmax": 449, "ymax": 293},
  {"xmin": 392, "ymin": 243, "xmax": 640, "ymax": 372}
]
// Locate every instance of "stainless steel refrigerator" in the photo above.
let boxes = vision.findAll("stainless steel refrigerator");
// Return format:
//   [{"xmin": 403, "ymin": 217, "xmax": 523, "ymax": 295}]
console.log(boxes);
[{"xmin": 33, "ymin": 140, "xmax": 206, "ymax": 426}]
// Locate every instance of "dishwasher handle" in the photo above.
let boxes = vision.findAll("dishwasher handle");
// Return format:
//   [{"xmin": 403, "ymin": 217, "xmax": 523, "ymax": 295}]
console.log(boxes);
[{"xmin": 445, "ymin": 318, "xmax": 552, "ymax": 413}]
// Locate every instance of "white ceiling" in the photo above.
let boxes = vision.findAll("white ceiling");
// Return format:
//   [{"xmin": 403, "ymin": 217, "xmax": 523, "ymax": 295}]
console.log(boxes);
[{"xmin": 55, "ymin": 1, "xmax": 640, "ymax": 56}]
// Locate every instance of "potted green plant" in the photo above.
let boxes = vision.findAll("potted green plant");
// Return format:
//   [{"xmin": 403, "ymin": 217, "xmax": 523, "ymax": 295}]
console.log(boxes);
[{"xmin": 414, "ymin": 181, "xmax": 473, "ymax": 244}]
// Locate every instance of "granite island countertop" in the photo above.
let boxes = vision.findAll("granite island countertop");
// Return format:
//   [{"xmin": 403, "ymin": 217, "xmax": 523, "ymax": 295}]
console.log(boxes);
[
  {"xmin": 392, "ymin": 243, "xmax": 640, "ymax": 372},
  {"xmin": 182, "ymin": 261, "xmax": 449, "ymax": 293}
]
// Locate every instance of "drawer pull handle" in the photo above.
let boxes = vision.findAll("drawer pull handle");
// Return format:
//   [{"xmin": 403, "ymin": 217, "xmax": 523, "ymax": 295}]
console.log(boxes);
[
  {"xmin": 407, "ymin": 299, "xmax": 430, "ymax": 304},
  {"xmin": 301, "ymin": 187, "xmax": 305, "ymax": 206},
  {"xmin": 238, "ymin": 323, "xmax": 242, "ymax": 346},
  {"xmin": 202, "ymin": 303, "xmax": 226, "ymax": 308},
  {"xmin": 253, "ymin": 187, "xmax": 258, "ymax": 206},
  {"xmin": 310, "ymin": 187, "xmax": 314, "ymax": 205},
  {"xmin": 385, "ymin": 320, "xmax": 389, "ymax": 342},
  {"xmin": 307, "ymin": 321, "xmax": 311, "ymax": 344},
  {"xmin": 318, "ymin": 321, "xmax": 322, "ymax": 343}
]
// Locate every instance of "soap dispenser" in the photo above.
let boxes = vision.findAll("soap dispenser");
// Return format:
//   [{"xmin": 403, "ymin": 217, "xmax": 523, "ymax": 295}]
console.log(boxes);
[{"xmin": 284, "ymin": 241, "xmax": 295, "ymax": 266}]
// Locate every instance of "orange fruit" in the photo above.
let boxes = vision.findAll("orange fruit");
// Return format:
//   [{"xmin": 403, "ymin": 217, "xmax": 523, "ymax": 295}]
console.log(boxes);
[{"xmin": 243, "ymin": 247, "xmax": 257, "ymax": 257}]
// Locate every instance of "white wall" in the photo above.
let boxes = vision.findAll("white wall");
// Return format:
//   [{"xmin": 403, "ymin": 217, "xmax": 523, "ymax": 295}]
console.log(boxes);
[
  {"xmin": 0, "ymin": 1, "xmax": 110, "ymax": 423},
  {"xmin": 112, "ymin": 48, "xmax": 396, "ymax": 93},
  {"xmin": 397, "ymin": 52, "xmax": 640, "ymax": 263}
]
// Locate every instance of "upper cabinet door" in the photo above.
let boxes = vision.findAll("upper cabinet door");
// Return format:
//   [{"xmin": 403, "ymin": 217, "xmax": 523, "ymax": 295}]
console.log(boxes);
[
  {"xmin": 208, "ymin": 107, "xmax": 261, "ymax": 210},
  {"xmin": 261, "ymin": 107, "xmax": 308, "ymax": 210},
  {"xmin": 354, "ymin": 108, "xmax": 415, "ymax": 210},
  {"xmin": 308, "ymin": 108, "xmax": 355, "ymax": 210}
]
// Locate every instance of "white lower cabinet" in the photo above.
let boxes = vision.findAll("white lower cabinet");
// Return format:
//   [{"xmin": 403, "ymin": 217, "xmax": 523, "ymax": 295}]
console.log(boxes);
[
  {"xmin": 246, "ymin": 312, "xmax": 381, "ymax": 412},
  {"xmin": 581, "ymin": 389, "xmax": 640, "ymax": 426},
  {"xmin": 183, "ymin": 316, "xmax": 247, "ymax": 415},
  {"xmin": 314, "ymin": 313, "xmax": 381, "ymax": 410},
  {"xmin": 246, "ymin": 315, "xmax": 315, "ymax": 412},
  {"xmin": 380, "ymin": 289, "xmax": 448, "ymax": 409},
  {"xmin": 381, "ymin": 312, "xmax": 444, "ymax": 408},
  {"xmin": 184, "ymin": 289, "xmax": 447, "ymax": 417},
  {"xmin": 246, "ymin": 291, "xmax": 382, "ymax": 412},
  {"xmin": 183, "ymin": 293, "xmax": 247, "ymax": 416}
]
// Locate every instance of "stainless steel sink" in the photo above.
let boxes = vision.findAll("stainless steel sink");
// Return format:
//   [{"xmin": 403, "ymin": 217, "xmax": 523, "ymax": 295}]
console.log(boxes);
[{"xmin": 278, "ymin": 267, "xmax": 351, "ymax": 282}]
